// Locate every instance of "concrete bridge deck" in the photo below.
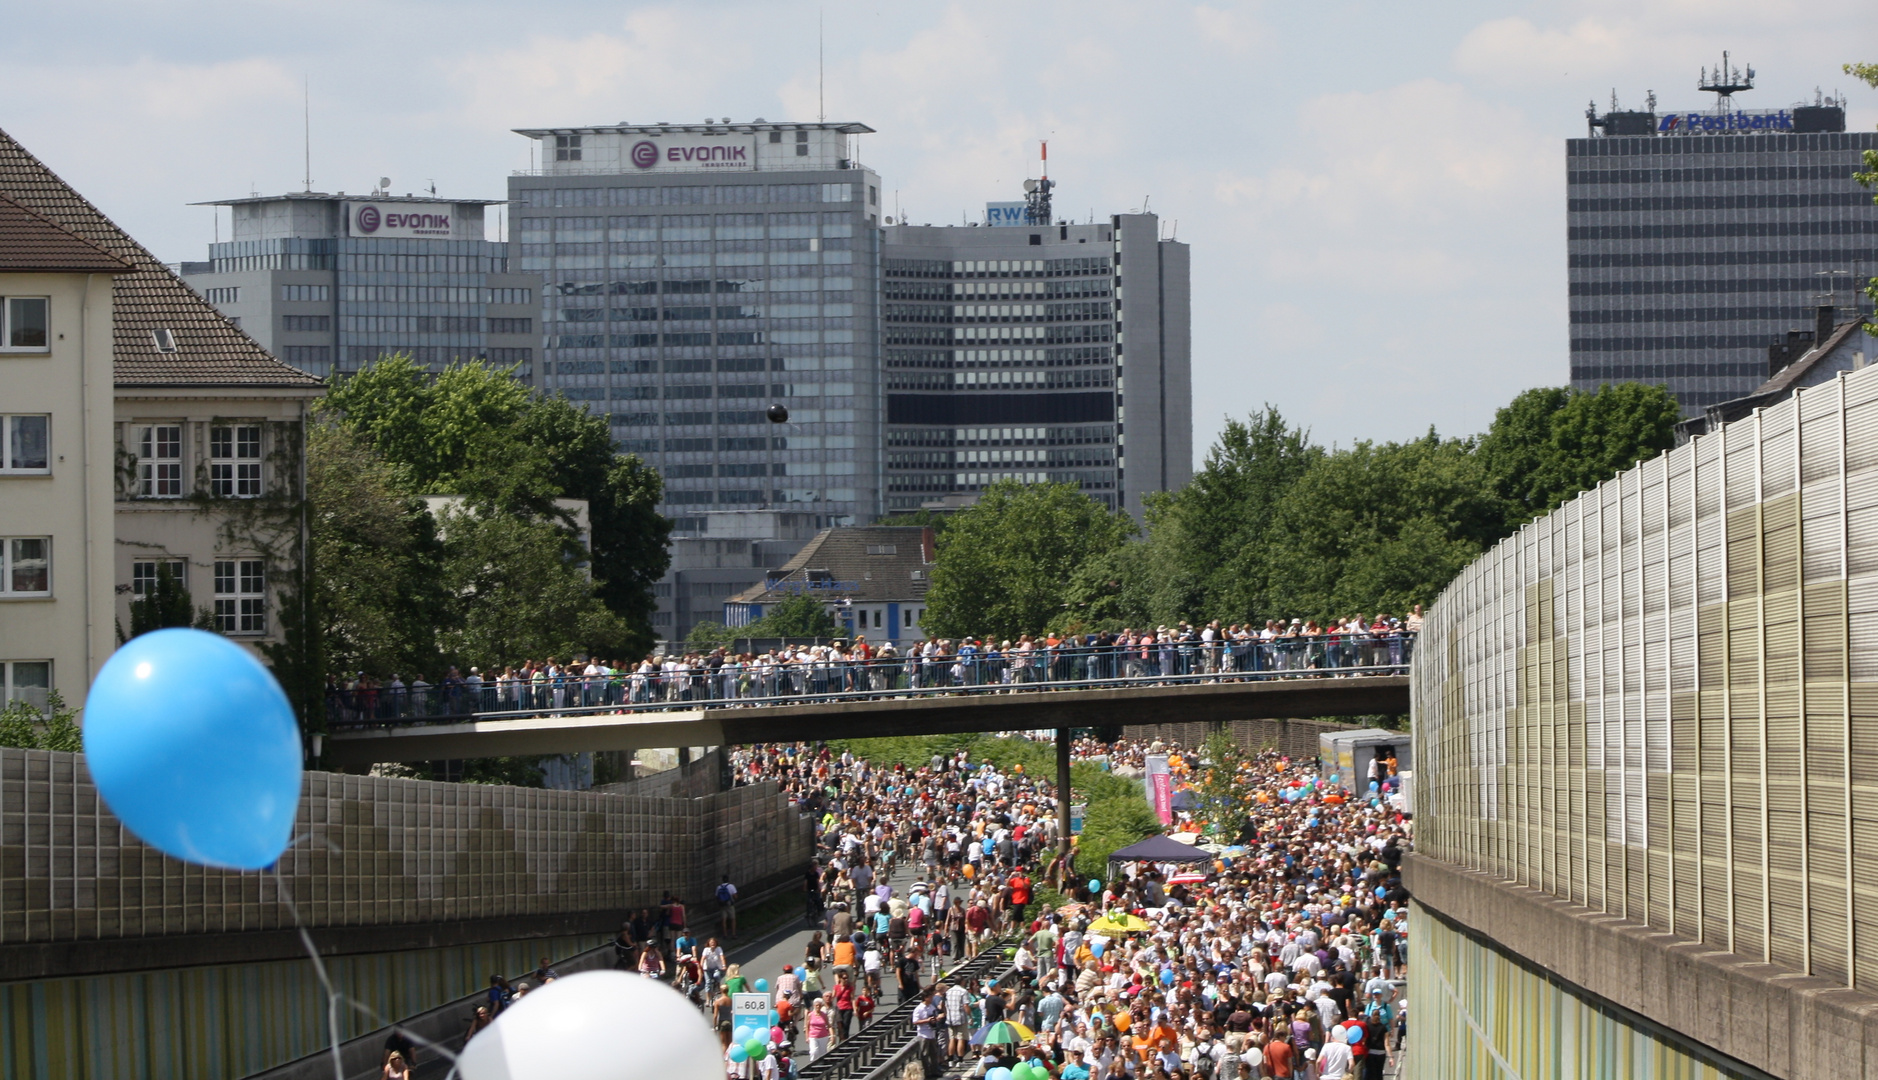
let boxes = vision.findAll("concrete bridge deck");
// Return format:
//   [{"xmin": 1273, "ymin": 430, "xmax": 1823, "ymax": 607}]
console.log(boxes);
[{"xmin": 325, "ymin": 675, "xmax": 1411, "ymax": 765}]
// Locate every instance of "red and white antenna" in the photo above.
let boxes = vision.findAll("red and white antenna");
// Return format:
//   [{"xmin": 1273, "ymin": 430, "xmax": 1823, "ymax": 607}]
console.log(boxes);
[{"xmin": 1024, "ymin": 140, "xmax": 1055, "ymax": 225}]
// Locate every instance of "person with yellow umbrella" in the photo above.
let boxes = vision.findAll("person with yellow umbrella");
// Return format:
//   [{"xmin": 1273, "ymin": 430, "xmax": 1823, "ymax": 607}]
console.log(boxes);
[{"xmin": 1087, "ymin": 911, "xmax": 1152, "ymax": 936}]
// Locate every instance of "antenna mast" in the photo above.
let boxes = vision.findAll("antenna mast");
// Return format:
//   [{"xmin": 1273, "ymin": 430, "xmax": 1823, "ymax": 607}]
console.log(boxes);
[
  {"xmin": 303, "ymin": 76, "xmax": 311, "ymax": 192},
  {"xmin": 1024, "ymin": 141, "xmax": 1054, "ymax": 226},
  {"xmin": 1698, "ymin": 50, "xmax": 1755, "ymax": 114},
  {"xmin": 818, "ymin": 8, "xmax": 825, "ymax": 123}
]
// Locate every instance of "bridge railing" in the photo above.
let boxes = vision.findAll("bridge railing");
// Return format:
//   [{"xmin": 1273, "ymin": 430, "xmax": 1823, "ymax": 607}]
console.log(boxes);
[{"xmin": 324, "ymin": 634, "xmax": 1415, "ymax": 730}]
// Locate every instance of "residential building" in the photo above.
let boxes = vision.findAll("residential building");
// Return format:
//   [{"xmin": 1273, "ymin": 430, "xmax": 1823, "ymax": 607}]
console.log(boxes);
[
  {"xmin": 723, "ymin": 525, "xmax": 934, "ymax": 644},
  {"xmin": 0, "ymin": 193, "xmax": 130, "ymax": 712},
  {"xmin": 507, "ymin": 120, "xmax": 884, "ymax": 527},
  {"xmin": 179, "ymin": 191, "xmax": 541, "ymax": 379},
  {"xmin": 0, "ymin": 128, "xmax": 326, "ymax": 699},
  {"xmin": 880, "ymin": 211, "xmax": 1191, "ymax": 518},
  {"xmin": 1571, "ymin": 74, "xmax": 1878, "ymax": 413},
  {"xmin": 1676, "ymin": 305, "xmax": 1878, "ymax": 438}
]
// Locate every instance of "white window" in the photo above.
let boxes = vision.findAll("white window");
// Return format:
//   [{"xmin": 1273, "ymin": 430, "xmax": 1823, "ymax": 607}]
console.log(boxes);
[
  {"xmin": 1, "ymin": 661, "xmax": 50, "ymax": 713},
  {"xmin": 2, "ymin": 537, "xmax": 50, "ymax": 595},
  {"xmin": 1, "ymin": 414, "xmax": 49, "ymax": 473},
  {"xmin": 138, "ymin": 424, "xmax": 183, "ymax": 497},
  {"xmin": 131, "ymin": 559, "xmax": 187, "ymax": 596},
  {"xmin": 210, "ymin": 425, "xmax": 262, "ymax": 497},
  {"xmin": 0, "ymin": 297, "xmax": 48, "ymax": 350},
  {"xmin": 214, "ymin": 559, "xmax": 265, "ymax": 634}
]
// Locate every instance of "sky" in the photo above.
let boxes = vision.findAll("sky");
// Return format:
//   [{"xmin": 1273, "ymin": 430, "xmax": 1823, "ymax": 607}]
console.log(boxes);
[{"xmin": 2, "ymin": 0, "xmax": 1873, "ymax": 461}]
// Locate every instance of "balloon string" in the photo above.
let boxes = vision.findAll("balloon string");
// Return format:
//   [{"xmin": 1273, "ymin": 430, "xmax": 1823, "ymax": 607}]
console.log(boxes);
[{"xmin": 269, "ymin": 843, "xmax": 463, "ymax": 1079}]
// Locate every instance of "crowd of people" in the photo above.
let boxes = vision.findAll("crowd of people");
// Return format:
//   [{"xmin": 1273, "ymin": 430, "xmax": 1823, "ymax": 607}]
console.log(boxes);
[
  {"xmin": 703, "ymin": 736, "xmax": 1412, "ymax": 1080},
  {"xmin": 325, "ymin": 608, "xmax": 1423, "ymax": 724}
]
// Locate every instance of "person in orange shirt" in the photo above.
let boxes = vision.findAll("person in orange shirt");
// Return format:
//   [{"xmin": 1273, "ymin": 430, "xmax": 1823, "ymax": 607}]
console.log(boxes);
[
  {"xmin": 832, "ymin": 934, "xmax": 857, "ymax": 979},
  {"xmin": 1008, "ymin": 870, "xmax": 1033, "ymax": 929}
]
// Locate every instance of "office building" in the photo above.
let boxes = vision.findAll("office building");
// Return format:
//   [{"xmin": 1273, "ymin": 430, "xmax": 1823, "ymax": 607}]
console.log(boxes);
[
  {"xmin": 0, "ymin": 127, "xmax": 324, "ymax": 707},
  {"xmin": 507, "ymin": 121, "xmax": 884, "ymax": 531},
  {"xmin": 180, "ymin": 191, "xmax": 541, "ymax": 379},
  {"xmin": 880, "ymin": 210, "xmax": 1190, "ymax": 517},
  {"xmin": 1571, "ymin": 65, "xmax": 1878, "ymax": 413}
]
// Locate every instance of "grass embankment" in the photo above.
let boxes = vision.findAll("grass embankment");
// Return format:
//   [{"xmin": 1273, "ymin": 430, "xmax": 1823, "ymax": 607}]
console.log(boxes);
[{"xmin": 823, "ymin": 734, "xmax": 1162, "ymax": 901}]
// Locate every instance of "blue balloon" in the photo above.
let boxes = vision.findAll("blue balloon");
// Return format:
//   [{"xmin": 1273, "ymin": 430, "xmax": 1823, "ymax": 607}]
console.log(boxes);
[
  {"xmin": 729, "ymin": 1045, "xmax": 748, "ymax": 1063},
  {"xmin": 769, "ymin": 1009, "xmax": 781, "ymax": 1025},
  {"xmin": 987, "ymin": 1069, "xmax": 1014, "ymax": 1080},
  {"xmin": 1091, "ymin": 942, "xmax": 1105, "ymax": 958},
  {"xmin": 755, "ymin": 978, "xmax": 770, "ymax": 993},
  {"xmin": 84, "ymin": 629, "xmax": 301, "ymax": 870},
  {"xmin": 1160, "ymin": 968, "xmax": 1175, "ymax": 986},
  {"xmin": 1345, "ymin": 1026, "xmax": 1363, "ymax": 1045},
  {"xmin": 733, "ymin": 1026, "xmax": 755, "ymax": 1043},
  {"xmin": 1088, "ymin": 878, "xmax": 1102, "ymax": 892},
  {"xmin": 795, "ymin": 966, "xmax": 806, "ymax": 981}
]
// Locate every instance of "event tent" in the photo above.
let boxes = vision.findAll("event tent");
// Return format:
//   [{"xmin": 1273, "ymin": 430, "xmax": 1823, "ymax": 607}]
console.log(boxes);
[{"xmin": 1107, "ymin": 834, "xmax": 1216, "ymax": 864}]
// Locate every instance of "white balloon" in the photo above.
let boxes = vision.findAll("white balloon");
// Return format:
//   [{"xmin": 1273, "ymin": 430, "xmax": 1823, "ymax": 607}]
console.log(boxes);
[{"xmin": 458, "ymin": 970, "xmax": 723, "ymax": 1080}]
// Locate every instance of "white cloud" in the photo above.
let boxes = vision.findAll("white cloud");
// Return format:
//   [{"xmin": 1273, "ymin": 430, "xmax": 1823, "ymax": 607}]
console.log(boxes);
[
  {"xmin": 1192, "ymin": 5, "xmax": 1268, "ymax": 54},
  {"xmin": 1453, "ymin": 17, "xmax": 1640, "ymax": 83}
]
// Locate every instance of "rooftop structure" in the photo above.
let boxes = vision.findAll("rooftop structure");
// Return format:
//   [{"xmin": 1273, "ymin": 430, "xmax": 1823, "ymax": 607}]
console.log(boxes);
[
  {"xmin": 179, "ymin": 188, "xmax": 540, "ymax": 380},
  {"xmin": 725, "ymin": 524, "xmax": 934, "ymax": 643}
]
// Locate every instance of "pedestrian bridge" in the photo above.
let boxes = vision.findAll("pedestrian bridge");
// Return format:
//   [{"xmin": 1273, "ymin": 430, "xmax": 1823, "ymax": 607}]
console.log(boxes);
[{"xmin": 324, "ymin": 669, "xmax": 1411, "ymax": 766}]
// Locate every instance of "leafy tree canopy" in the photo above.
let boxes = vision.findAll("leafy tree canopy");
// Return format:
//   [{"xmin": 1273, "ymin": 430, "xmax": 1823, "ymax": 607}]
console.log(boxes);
[
  {"xmin": 922, "ymin": 480, "xmax": 1135, "ymax": 640},
  {"xmin": 1848, "ymin": 62, "xmax": 1878, "ymax": 332},
  {"xmin": 320, "ymin": 356, "xmax": 669, "ymax": 658}
]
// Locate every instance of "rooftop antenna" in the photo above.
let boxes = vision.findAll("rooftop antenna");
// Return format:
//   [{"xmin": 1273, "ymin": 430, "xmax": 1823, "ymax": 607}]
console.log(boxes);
[
  {"xmin": 302, "ymin": 75, "xmax": 311, "ymax": 192},
  {"xmin": 427, "ymin": 179, "xmax": 437, "ymax": 196},
  {"xmin": 1698, "ymin": 50, "xmax": 1754, "ymax": 114},
  {"xmin": 818, "ymin": 8, "xmax": 825, "ymax": 123},
  {"xmin": 1024, "ymin": 141, "xmax": 1054, "ymax": 226}
]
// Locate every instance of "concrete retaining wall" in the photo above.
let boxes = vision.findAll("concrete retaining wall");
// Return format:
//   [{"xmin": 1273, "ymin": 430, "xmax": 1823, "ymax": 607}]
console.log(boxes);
[
  {"xmin": 0, "ymin": 748, "xmax": 811, "ymax": 967},
  {"xmin": 1407, "ymin": 853, "xmax": 1878, "ymax": 1079}
]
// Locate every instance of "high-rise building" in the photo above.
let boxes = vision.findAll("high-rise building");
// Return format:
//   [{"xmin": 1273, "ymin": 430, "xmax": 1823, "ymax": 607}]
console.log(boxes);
[
  {"xmin": 1570, "ymin": 64, "xmax": 1878, "ymax": 412},
  {"xmin": 180, "ymin": 192, "xmax": 541, "ymax": 379},
  {"xmin": 508, "ymin": 121, "xmax": 884, "ymax": 533},
  {"xmin": 880, "ymin": 211, "xmax": 1191, "ymax": 518}
]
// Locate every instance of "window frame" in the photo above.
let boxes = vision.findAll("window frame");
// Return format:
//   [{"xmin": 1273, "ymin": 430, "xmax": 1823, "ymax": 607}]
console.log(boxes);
[
  {"xmin": 1, "ymin": 414, "xmax": 50, "ymax": 473},
  {"xmin": 131, "ymin": 558, "xmax": 188, "ymax": 597},
  {"xmin": 213, "ymin": 558, "xmax": 266, "ymax": 635},
  {"xmin": 0, "ymin": 296, "xmax": 50, "ymax": 352},
  {"xmin": 137, "ymin": 423, "xmax": 184, "ymax": 498},
  {"xmin": 209, "ymin": 424, "xmax": 263, "ymax": 498},
  {"xmin": 1, "ymin": 660, "xmax": 52, "ymax": 714},
  {"xmin": 1, "ymin": 536, "xmax": 51, "ymax": 597}
]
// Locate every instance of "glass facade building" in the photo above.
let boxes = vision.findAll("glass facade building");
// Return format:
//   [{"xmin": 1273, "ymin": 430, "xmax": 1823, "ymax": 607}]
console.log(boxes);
[
  {"xmin": 181, "ymin": 194, "xmax": 541, "ymax": 379},
  {"xmin": 509, "ymin": 122, "xmax": 883, "ymax": 530},
  {"xmin": 1568, "ymin": 103, "xmax": 1878, "ymax": 413},
  {"xmin": 879, "ymin": 214, "xmax": 1191, "ymax": 518}
]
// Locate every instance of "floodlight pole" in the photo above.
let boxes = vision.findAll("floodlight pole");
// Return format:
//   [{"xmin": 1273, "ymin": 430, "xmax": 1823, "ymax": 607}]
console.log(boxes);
[{"xmin": 1057, "ymin": 727, "xmax": 1073, "ymax": 877}]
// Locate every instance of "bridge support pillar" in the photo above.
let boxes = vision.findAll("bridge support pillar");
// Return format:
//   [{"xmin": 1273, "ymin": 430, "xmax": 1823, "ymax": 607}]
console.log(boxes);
[{"xmin": 1057, "ymin": 727, "xmax": 1072, "ymax": 877}]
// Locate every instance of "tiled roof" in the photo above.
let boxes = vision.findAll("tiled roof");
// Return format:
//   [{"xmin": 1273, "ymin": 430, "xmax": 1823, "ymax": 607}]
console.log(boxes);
[
  {"xmin": 730, "ymin": 526, "xmax": 934, "ymax": 604},
  {"xmin": 0, "ymin": 193, "xmax": 131, "ymax": 273},
  {"xmin": 0, "ymin": 127, "xmax": 321, "ymax": 388}
]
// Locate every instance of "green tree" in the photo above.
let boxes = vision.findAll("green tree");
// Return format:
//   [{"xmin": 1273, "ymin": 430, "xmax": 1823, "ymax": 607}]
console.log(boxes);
[
  {"xmin": 1165, "ymin": 407, "xmax": 1323, "ymax": 620},
  {"xmin": 1849, "ymin": 62, "xmax": 1878, "ymax": 333},
  {"xmin": 322, "ymin": 356, "xmax": 669, "ymax": 656},
  {"xmin": 0, "ymin": 691, "xmax": 82, "ymax": 752},
  {"xmin": 747, "ymin": 592, "xmax": 839, "ymax": 639},
  {"xmin": 118, "ymin": 562, "xmax": 212, "ymax": 642},
  {"xmin": 435, "ymin": 507, "xmax": 633, "ymax": 666},
  {"xmin": 1479, "ymin": 383, "xmax": 1681, "ymax": 529},
  {"xmin": 307, "ymin": 419, "xmax": 449, "ymax": 677},
  {"xmin": 923, "ymin": 480, "xmax": 1135, "ymax": 640},
  {"xmin": 1267, "ymin": 432, "xmax": 1502, "ymax": 620},
  {"xmin": 686, "ymin": 620, "xmax": 737, "ymax": 652},
  {"xmin": 1194, "ymin": 729, "xmax": 1252, "ymax": 841}
]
